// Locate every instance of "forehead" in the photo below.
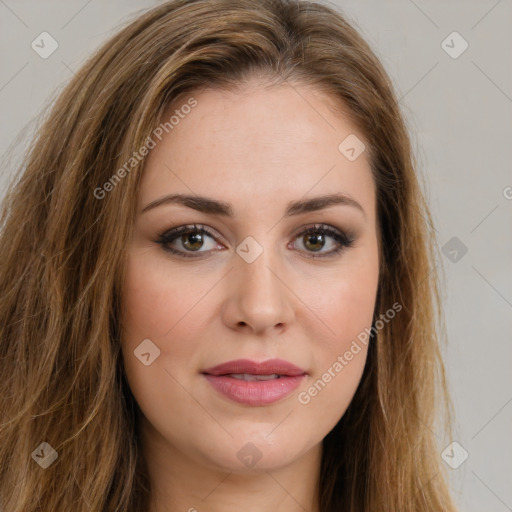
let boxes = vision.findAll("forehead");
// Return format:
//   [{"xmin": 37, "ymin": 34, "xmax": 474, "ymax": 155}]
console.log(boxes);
[{"xmin": 140, "ymin": 82, "xmax": 376, "ymax": 221}]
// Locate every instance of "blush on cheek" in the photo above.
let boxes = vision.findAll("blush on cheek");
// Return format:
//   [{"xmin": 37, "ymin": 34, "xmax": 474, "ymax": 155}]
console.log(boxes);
[
  {"xmin": 304, "ymin": 276, "xmax": 377, "ymax": 345},
  {"xmin": 122, "ymin": 260, "xmax": 187, "ymax": 340}
]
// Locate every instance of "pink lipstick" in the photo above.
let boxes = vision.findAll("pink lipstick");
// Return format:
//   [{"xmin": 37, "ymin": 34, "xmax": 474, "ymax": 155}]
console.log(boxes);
[{"xmin": 202, "ymin": 358, "xmax": 307, "ymax": 406}]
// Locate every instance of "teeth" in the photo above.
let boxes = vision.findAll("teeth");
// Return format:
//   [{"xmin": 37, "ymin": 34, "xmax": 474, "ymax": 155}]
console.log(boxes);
[{"xmin": 227, "ymin": 373, "xmax": 281, "ymax": 381}]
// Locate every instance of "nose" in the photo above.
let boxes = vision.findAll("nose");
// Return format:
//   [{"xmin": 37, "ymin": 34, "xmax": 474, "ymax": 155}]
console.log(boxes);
[{"xmin": 221, "ymin": 244, "xmax": 295, "ymax": 336}]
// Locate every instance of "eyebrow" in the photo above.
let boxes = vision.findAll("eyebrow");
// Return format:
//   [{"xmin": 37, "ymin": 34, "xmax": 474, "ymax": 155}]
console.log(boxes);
[{"xmin": 141, "ymin": 192, "xmax": 366, "ymax": 219}]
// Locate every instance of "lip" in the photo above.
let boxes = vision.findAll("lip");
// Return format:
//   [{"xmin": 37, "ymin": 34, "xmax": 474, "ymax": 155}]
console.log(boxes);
[
  {"xmin": 202, "ymin": 358, "xmax": 307, "ymax": 406},
  {"xmin": 202, "ymin": 358, "xmax": 307, "ymax": 377}
]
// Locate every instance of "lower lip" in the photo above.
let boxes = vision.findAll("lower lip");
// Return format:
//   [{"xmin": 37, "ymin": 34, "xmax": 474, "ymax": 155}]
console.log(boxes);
[{"xmin": 203, "ymin": 374, "xmax": 306, "ymax": 406}]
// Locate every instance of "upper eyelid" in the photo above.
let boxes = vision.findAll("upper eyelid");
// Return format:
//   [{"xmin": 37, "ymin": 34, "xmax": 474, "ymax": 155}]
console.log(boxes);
[{"xmin": 158, "ymin": 222, "xmax": 347, "ymax": 239}]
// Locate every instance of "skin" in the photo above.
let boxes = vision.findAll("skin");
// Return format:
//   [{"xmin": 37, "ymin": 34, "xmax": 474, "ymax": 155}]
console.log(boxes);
[{"xmin": 120, "ymin": 79, "xmax": 380, "ymax": 512}]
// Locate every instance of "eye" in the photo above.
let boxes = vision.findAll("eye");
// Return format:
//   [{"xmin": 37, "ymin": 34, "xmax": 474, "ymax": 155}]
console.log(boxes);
[
  {"xmin": 155, "ymin": 224, "xmax": 222, "ymax": 258},
  {"xmin": 290, "ymin": 223, "xmax": 355, "ymax": 259},
  {"xmin": 155, "ymin": 223, "xmax": 355, "ymax": 259}
]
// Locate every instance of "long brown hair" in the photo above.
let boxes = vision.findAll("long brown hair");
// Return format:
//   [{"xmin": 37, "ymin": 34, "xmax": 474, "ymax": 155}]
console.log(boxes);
[{"xmin": 0, "ymin": 0, "xmax": 457, "ymax": 510}]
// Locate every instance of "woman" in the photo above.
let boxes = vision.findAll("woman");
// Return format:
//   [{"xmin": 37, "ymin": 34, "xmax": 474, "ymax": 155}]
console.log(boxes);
[{"xmin": 0, "ymin": 0, "xmax": 458, "ymax": 510}]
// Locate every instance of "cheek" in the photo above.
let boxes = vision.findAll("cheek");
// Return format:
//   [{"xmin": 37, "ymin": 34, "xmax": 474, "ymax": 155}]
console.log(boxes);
[
  {"xmin": 294, "ymin": 287, "xmax": 374, "ymax": 420},
  {"xmin": 119, "ymin": 251, "xmax": 200, "ymax": 400},
  {"xmin": 296, "ymin": 244, "xmax": 379, "ymax": 351},
  {"xmin": 120, "ymin": 253, "xmax": 204, "ymax": 436},
  {"xmin": 121, "ymin": 249, "xmax": 206, "ymax": 341},
  {"xmin": 316, "ymin": 274, "xmax": 377, "ymax": 336},
  {"xmin": 294, "ymin": 249, "xmax": 378, "ymax": 411}
]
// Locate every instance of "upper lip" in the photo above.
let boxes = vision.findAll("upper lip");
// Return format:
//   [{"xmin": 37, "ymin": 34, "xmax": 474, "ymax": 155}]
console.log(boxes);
[{"xmin": 202, "ymin": 358, "xmax": 307, "ymax": 377}]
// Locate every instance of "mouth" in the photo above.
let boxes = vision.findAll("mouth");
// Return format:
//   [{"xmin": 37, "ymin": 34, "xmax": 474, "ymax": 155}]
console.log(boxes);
[{"xmin": 201, "ymin": 359, "xmax": 307, "ymax": 406}]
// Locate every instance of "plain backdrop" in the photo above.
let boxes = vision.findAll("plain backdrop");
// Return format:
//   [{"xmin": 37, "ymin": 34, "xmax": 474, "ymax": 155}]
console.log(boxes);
[{"xmin": 1, "ymin": 1, "xmax": 511, "ymax": 511}]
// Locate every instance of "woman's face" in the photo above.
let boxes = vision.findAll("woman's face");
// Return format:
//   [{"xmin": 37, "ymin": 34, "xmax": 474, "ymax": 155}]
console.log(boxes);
[{"xmin": 120, "ymin": 81, "xmax": 380, "ymax": 473}]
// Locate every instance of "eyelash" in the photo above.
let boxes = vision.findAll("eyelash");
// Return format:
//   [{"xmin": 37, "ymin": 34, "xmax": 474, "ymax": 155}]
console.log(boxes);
[{"xmin": 154, "ymin": 223, "xmax": 355, "ymax": 260}]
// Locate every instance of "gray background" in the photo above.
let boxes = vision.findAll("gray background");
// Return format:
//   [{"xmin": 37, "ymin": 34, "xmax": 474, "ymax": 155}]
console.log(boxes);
[{"xmin": 1, "ymin": 1, "xmax": 511, "ymax": 510}]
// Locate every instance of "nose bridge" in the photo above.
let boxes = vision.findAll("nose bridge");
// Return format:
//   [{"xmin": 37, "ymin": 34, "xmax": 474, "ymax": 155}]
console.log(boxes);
[
  {"xmin": 230, "ymin": 231, "xmax": 293, "ymax": 331},
  {"xmin": 237, "ymin": 235, "xmax": 282, "ymax": 302}
]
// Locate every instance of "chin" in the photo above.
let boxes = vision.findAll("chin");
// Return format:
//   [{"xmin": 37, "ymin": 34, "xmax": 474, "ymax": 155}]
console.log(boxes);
[{"xmin": 193, "ymin": 432, "xmax": 312, "ymax": 474}]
